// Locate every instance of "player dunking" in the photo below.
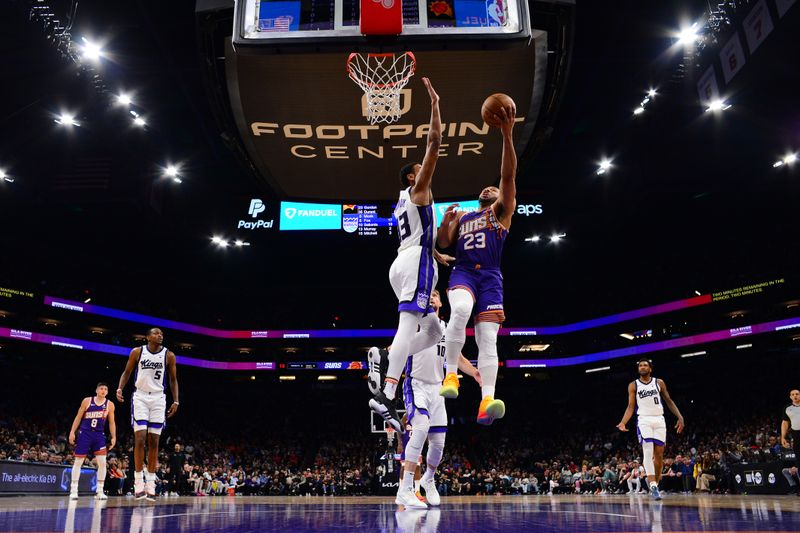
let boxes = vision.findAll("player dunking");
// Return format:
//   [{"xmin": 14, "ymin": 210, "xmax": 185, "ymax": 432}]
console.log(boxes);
[
  {"xmin": 369, "ymin": 77, "xmax": 450, "ymax": 433},
  {"xmin": 436, "ymin": 105, "xmax": 517, "ymax": 425},
  {"xmin": 68, "ymin": 382, "xmax": 116, "ymax": 500},
  {"xmin": 394, "ymin": 289, "xmax": 481, "ymax": 509},
  {"xmin": 116, "ymin": 328, "xmax": 179, "ymax": 501},
  {"xmin": 616, "ymin": 358, "xmax": 685, "ymax": 500}
]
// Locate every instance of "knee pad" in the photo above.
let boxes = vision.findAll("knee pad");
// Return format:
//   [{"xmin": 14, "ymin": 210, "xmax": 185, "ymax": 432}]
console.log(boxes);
[
  {"xmin": 447, "ymin": 290, "xmax": 474, "ymax": 329},
  {"xmin": 475, "ymin": 322, "xmax": 499, "ymax": 358}
]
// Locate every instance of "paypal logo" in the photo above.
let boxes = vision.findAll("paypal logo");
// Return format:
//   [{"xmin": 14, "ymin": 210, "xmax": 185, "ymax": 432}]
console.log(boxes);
[{"xmin": 248, "ymin": 199, "xmax": 266, "ymax": 218}]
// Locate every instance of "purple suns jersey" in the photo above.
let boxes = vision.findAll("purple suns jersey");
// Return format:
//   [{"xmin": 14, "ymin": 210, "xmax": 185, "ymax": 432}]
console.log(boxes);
[
  {"xmin": 79, "ymin": 398, "xmax": 108, "ymax": 433},
  {"xmin": 456, "ymin": 207, "xmax": 508, "ymax": 269}
]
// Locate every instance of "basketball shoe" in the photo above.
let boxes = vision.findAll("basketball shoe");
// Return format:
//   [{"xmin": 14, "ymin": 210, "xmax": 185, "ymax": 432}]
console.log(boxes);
[
  {"xmin": 395, "ymin": 486, "xmax": 427, "ymax": 509},
  {"xmin": 134, "ymin": 478, "xmax": 146, "ymax": 500},
  {"xmin": 369, "ymin": 390, "xmax": 403, "ymax": 433},
  {"xmin": 367, "ymin": 347, "xmax": 389, "ymax": 396},
  {"xmin": 477, "ymin": 396, "xmax": 505, "ymax": 425},
  {"xmin": 439, "ymin": 372, "xmax": 459, "ymax": 399},
  {"xmin": 145, "ymin": 480, "xmax": 157, "ymax": 501},
  {"xmin": 420, "ymin": 477, "xmax": 440, "ymax": 506}
]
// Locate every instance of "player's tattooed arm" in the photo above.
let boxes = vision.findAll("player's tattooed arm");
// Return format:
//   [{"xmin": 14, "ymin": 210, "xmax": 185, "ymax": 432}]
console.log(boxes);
[
  {"xmin": 658, "ymin": 379, "xmax": 684, "ymax": 433},
  {"xmin": 166, "ymin": 350, "xmax": 180, "ymax": 418},
  {"xmin": 495, "ymin": 105, "xmax": 517, "ymax": 228},
  {"xmin": 616, "ymin": 382, "xmax": 637, "ymax": 432},
  {"xmin": 69, "ymin": 398, "xmax": 90, "ymax": 445},
  {"xmin": 116, "ymin": 347, "xmax": 141, "ymax": 402},
  {"xmin": 437, "ymin": 204, "xmax": 462, "ymax": 248}
]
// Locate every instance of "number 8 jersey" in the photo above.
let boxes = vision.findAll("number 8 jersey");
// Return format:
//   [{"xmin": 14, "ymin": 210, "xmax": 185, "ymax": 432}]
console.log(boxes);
[
  {"xmin": 135, "ymin": 345, "xmax": 167, "ymax": 393},
  {"xmin": 456, "ymin": 207, "xmax": 508, "ymax": 270}
]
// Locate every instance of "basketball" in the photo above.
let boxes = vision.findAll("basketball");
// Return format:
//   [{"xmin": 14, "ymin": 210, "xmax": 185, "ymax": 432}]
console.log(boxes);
[{"xmin": 481, "ymin": 93, "xmax": 516, "ymax": 128}]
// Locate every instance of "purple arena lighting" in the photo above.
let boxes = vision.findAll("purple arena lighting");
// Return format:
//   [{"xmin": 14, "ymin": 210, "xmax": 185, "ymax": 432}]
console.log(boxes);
[{"xmin": 44, "ymin": 293, "xmax": 713, "ymax": 339}]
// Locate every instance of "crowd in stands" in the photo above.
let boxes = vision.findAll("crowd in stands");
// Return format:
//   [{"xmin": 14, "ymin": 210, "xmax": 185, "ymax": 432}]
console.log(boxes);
[{"xmin": 1, "ymin": 409, "xmax": 793, "ymax": 497}]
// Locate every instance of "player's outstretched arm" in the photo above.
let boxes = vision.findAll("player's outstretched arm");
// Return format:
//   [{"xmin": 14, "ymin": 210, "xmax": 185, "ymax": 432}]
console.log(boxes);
[
  {"xmin": 615, "ymin": 382, "xmax": 636, "ymax": 431},
  {"xmin": 437, "ymin": 203, "xmax": 461, "ymax": 248},
  {"xmin": 166, "ymin": 351, "xmax": 180, "ymax": 418},
  {"xmin": 69, "ymin": 398, "xmax": 90, "ymax": 445},
  {"xmin": 494, "ymin": 106, "xmax": 517, "ymax": 228},
  {"xmin": 410, "ymin": 77, "xmax": 442, "ymax": 206},
  {"xmin": 658, "ymin": 379, "xmax": 684, "ymax": 433},
  {"xmin": 117, "ymin": 347, "xmax": 141, "ymax": 402},
  {"xmin": 458, "ymin": 355, "xmax": 482, "ymax": 386},
  {"xmin": 108, "ymin": 402, "xmax": 117, "ymax": 450}
]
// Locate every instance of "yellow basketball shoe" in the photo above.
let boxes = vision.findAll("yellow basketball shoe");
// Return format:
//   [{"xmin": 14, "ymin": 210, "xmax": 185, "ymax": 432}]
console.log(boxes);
[
  {"xmin": 477, "ymin": 396, "xmax": 506, "ymax": 426},
  {"xmin": 439, "ymin": 372, "xmax": 460, "ymax": 399}
]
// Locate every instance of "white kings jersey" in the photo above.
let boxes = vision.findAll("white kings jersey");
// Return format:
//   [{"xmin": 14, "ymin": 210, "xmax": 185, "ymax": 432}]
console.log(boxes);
[
  {"xmin": 406, "ymin": 320, "xmax": 447, "ymax": 384},
  {"xmin": 635, "ymin": 377, "xmax": 664, "ymax": 417},
  {"xmin": 395, "ymin": 187, "xmax": 437, "ymax": 253},
  {"xmin": 134, "ymin": 345, "xmax": 167, "ymax": 393}
]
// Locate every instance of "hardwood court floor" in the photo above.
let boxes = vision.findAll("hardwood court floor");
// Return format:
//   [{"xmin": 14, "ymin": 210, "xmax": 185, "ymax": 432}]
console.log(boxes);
[{"xmin": 1, "ymin": 494, "xmax": 799, "ymax": 532}]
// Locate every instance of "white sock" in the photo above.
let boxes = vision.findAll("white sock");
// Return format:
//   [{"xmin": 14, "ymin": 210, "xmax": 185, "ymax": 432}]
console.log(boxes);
[
  {"xmin": 476, "ymin": 321, "xmax": 500, "ymax": 398},
  {"xmin": 70, "ymin": 457, "xmax": 84, "ymax": 493},
  {"xmin": 96, "ymin": 456, "xmax": 107, "ymax": 493},
  {"xmin": 403, "ymin": 470, "xmax": 415, "ymax": 490},
  {"xmin": 421, "ymin": 465, "xmax": 436, "ymax": 484},
  {"xmin": 650, "ymin": 480, "xmax": 658, "ymax": 489},
  {"xmin": 134, "ymin": 471, "xmax": 144, "ymax": 483},
  {"xmin": 384, "ymin": 311, "xmax": 421, "ymax": 398},
  {"xmin": 145, "ymin": 471, "xmax": 156, "ymax": 482},
  {"xmin": 444, "ymin": 289, "xmax": 473, "ymax": 374}
]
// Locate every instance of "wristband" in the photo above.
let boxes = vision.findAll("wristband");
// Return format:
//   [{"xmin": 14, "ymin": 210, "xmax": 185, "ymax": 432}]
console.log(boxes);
[{"xmin": 173, "ymin": 402, "xmax": 180, "ymax": 405}]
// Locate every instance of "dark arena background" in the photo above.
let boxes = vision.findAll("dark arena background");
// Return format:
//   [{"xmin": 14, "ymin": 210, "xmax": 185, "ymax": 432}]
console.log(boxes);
[{"xmin": 2, "ymin": 0, "xmax": 800, "ymax": 531}]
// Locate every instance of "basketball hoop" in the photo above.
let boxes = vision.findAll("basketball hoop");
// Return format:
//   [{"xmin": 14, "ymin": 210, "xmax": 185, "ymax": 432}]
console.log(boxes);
[{"xmin": 347, "ymin": 52, "xmax": 416, "ymax": 125}]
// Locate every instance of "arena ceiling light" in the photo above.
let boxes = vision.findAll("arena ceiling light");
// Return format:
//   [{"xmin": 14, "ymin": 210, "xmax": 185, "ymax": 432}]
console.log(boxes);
[
  {"xmin": 0, "ymin": 169, "xmax": 13, "ymax": 183},
  {"xmin": 116, "ymin": 93, "xmax": 132, "ymax": 106},
  {"xmin": 519, "ymin": 344, "xmax": 550, "ymax": 352},
  {"xmin": 633, "ymin": 106, "xmax": 645, "ymax": 116},
  {"xmin": 79, "ymin": 37, "xmax": 104, "ymax": 62},
  {"xmin": 647, "ymin": 88, "xmax": 657, "ymax": 98},
  {"xmin": 736, "ymin": 343, "xmax": 753, "ymax": 349},
  {"xmin": 675, "ymin": 22, "xmax": 700, "ymax": 46},
  {"xmin": 549, "ymin": 233, "xmax": 566, "ymax": 243},
  {"xmin": 694, "ymin": 290, "xmax": 702, "ymax": 296},
  {"xmin": 54, "ymin": 112, "xmax": 79, "ymax": 127},
  {"xmin": 524, "ymin": 235, "xmax": 541, "ymax": 243},
  {"xmin": 596, "ymin": 159, "xmax": 612, "ymax": 175},
  {"xmin": 620, "ymin": 333, "xmax": 635, "ymax": 340},
  {"xmin": 211, "ymin": 236, "xmax": 228, "ymax": 248},
  {"xmin": 279, "ymin": 376, "xmax": 296, "ymax": 381},
  {"xmin": 585, "ymin": 366, "xmax": 611, "ymax": 373},
  {"xmin": 234, "ymin": 240, "xmax": 250, "ymax": 247},
  {"xmin": 318, "ymin": 375, "xmax": 337, "ymax": 381},
  {"xmin": 705, "ymin": 99, "xmax": 731, "ymax": 113},
  {"xmin": 680, "ymin": 350, "xmax": 707, "ymax": 358},
  {"xmin": 162, "ymin": 164, "xmax": 182, "ymax": 184},
  {"xmin": 773, "ymin": 153, "xmax": 797, "ymax": 168}
]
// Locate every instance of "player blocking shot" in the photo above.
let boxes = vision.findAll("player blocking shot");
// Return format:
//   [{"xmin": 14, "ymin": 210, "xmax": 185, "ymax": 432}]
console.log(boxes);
[
  {"xmin": 369, "ymin": 77, "xmax": 451, "ymax": 433},
  {"xmin": 616, "ymin": 358, "xmax": 685, "ymax": 500},
  {"xmin": 436, "ymin": 96, "xmax": 517, "ymax": 425},
  {"xmin": 117, "ymin": 328, "xmax": 179, "ymax": 501},
  {"xmin": 68, "ymin": 382, "xmax": 116, "ymax": 500}
]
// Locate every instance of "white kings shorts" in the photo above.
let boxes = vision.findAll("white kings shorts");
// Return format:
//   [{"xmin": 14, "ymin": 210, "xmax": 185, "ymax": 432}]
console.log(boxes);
[
  {"xmin": 132, "ymin": 390, "xmax": 167, "ymax": 435},
  {"xmin": 389, "ymin": 246, "xmax": 439, "ymax": 314},
  {"xmin": 403, "ymin": 379, "xmax": 448, "ymax": 432},
  {"xmin": 637, "ymin": 415, "xmax": 667, "ymax": 446}
]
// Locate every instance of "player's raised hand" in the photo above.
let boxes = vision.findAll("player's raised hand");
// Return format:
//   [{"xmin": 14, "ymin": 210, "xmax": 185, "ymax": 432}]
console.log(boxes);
[
  {"xmin": 441, "ymin": 203, "xmax": 460, "ymax": 223},
  {"xmin": 616, "ymin": 422, "xmax": 628, "ymax": 432},
  {"xmin": 167, "ymin": 402, "xmax": 179, "ymax": 418},
  {"xmin": 675, "ymin": 417, "xmax": 685, "ymax": 434},
  {"xmin": 497, "ymin": 106, "xmax": 516, "ymax": 138},
  {"xmin": 422, "ymin": 77, "xmax": 439, "ymax": 104},
  {"xmin": 433, "ymin": 250, "xmax": 455, "ymax": 266},
  {"xmin": 116, "ymin": 389, "xmax": 124, "ymax": 402}
]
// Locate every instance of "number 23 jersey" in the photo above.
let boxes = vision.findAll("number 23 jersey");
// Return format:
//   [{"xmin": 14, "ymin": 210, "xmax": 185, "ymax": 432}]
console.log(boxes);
[{"xmin": 456, "ymin": 207, "xmax": 507, "ymax": 270}]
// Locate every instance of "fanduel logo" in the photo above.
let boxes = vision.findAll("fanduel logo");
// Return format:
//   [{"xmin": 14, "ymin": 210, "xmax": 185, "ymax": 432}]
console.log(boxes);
[
  {"xmin": 516, "ymin": 204, "xmax": 543, "ymax": 216},
  {"xmin": 285, "ymin": 208, "xmax": 297, "ymax": 219},
  {"xmin": 248, "ymin": 199, "xmax": 266, "ymax": 218}
]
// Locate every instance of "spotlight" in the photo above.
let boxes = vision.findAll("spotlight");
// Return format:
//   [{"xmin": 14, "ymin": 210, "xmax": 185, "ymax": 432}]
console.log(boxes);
[
  {"xmin": 0, "ymin": 169, "xmax": 13, "ymax": 183},
  {"xmin": 787, "ymin": 154, "xmax": 798, "ymax": 165},
  {"xmin": 524, "ymin": 235, "xmax": 540, "ymax": 243},
  {"xmin": 633, "ymin": 107, "xmax": 645, "ymax": 116},
  {"xmin": 79, "ymin": 37, "xmax": 104, "ymax": 62},
  {"xmin": 132, "ymin": 116, "xmax": 146, "ymax": 127},
  {"xmin": 116, "ymin": 93, "xmax": 132, "ymax": 106},
  {"xmin": 647, "ymin": 89, "xmax": 657, "ymax": 98},
  {"xmin": 234, "ymin": 240, "xmax": 251, "ymax": 247},
  {"xmin": 162, "ymin": 164, "xmax": 182, "ymax": 183},
  {"xmin": 596, "ymin": 159, "xmax": 612, "ymax": 175},
  {"xmin": 549, "ymin": 233, "xmax": 566, "ymax": 243},
  {"xmin": 694, "ymin": 290, "xmax": 701, "ymax": 296},
  {"xmin": 705, "ymin": 99, "xmax": 731, "ymax": 112},
  {"xmin": 211, "ymin": 236, "xmax": 224, "ymax": 244},
  {"xmin": 55, "ymin": 113, "xmax": 79, "ymax": 127},
  {"xmin": 676, "ymin": 23, "xmax": 699, "ymax": 46}
]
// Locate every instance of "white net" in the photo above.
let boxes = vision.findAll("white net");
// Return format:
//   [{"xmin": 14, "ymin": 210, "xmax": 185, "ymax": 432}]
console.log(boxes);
[{"xmin": 347, "ymin": 52, "xmax": 416, "ymax": 125}]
